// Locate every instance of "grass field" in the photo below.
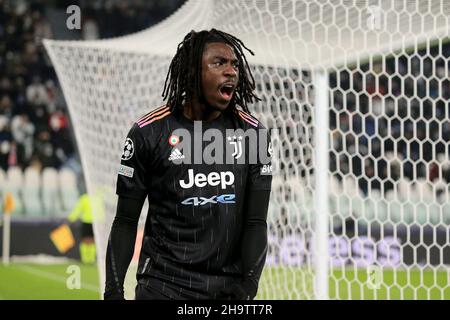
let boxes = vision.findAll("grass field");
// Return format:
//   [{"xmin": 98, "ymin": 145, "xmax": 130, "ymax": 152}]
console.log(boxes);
[
  {"xmin": 258, "ymin": 267, "xmax": 450, "ymax": 300},
  {"xmin": 0, "ymin": 263, "xmax": 100, "ymax": 300},
  {"xmin": 1, "ymin": 263, "xmax": 449, "ymax": 300}
]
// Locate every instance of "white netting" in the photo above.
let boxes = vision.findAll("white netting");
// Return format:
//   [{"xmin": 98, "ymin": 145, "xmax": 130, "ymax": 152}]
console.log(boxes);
[{"xmin": 44, "ymin": 0, "xmax": 450, "ymax": 299}]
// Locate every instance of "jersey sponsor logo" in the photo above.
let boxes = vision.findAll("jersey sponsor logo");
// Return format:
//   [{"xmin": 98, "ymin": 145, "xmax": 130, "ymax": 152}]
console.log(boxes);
[
  {"xmin": 118, "ymin": 164, "xmax": 134, "ymax": 178},
  {"xmin": 227, "ymin": 135, "xmax": 243, "ymax": 159},
  {"xmin": 168, "ymin": 148, "xmax": 185, "ymax": 161},
  {"xmin": 260, "ymin": 164, "xmax": 272, "ymax": 175},
  {"xmin": 181, "ymin": 194, "xmax": 236, "ymax": 206},
  {"xmin": 179, "ymin": 169, "xmax": 235, "ymax": 189},
  {"xmin": 121, "ymin": 138, "xmax": 134, "ymax": 160}
]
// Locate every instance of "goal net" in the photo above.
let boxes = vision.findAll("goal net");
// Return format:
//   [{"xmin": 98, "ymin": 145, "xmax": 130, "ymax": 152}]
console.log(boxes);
[{"xmin": 44, "ymin": 0, "xmax": 450, "ymax": 299}]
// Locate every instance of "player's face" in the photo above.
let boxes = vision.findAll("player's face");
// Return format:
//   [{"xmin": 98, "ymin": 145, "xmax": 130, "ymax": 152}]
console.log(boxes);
[{"xmin": 201, "ymin": 42, "xmax": 239, "ymax": 111}]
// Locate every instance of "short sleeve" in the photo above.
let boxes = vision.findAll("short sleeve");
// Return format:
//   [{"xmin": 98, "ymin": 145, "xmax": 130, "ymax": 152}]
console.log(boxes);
[
  {"xmin": 247, "ymin": 124, "xmax": 273, "ymax": 191},
  {"xmin": 116, "ymin": 124, "xmax": 150, "ymax": 200}
]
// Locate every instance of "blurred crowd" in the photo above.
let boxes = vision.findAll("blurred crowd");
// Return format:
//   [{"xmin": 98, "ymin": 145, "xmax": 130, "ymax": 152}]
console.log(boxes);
[
  {"xmin": 0, "ymin": 0, "xmax": 185, "ymax": 173},
  {"xmin": 0, "ymin": 0, "xmax": 69, "ymax": 171},
  {"xmin": 329, "ymin": 43, "xmax": 450, "ymax": 195},
  {"xmin": 75, "ymin": 0, "xmax": 186, "ymax": 40}
]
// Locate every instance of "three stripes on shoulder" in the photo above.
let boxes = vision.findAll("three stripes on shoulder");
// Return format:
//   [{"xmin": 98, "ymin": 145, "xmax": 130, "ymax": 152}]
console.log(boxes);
[
  {"xmin": 137, "ymin": 105, "xmax": 171, "ymax": 128},
  {"xmin": 136, "ymin": 106, "xmax": 259, "ymax": 128}
]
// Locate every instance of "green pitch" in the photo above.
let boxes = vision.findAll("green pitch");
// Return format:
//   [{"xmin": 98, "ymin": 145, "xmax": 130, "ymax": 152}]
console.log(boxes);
[
  {"xmin": 258, "ymin": 267, "xmax": 450, "ymax": 300},
  {"xmin": 1, "ymin": 263, "xmax": 449, "ymax": 299},
  {"xmin": 0, "ymin": 263, "xmax": 100, "ymax": 300}
]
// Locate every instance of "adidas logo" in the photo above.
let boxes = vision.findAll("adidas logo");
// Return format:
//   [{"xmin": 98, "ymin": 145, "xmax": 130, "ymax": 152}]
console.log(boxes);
[{"xmin": 168, "ymin": 148, "xmax": 185, "ymax": 161}]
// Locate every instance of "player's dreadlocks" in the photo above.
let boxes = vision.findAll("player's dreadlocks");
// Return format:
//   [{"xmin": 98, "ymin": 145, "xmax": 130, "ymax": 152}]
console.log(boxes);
[{"xmin": 162, "ymin": 29, "xmax": 260, "ymax": 114}]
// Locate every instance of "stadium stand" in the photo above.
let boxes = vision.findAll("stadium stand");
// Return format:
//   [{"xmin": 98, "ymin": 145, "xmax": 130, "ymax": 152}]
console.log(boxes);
[
  {"xmin": 23, "ymin": 166, "xmax": 42, "ymax": 217},
  {"xmin": 0, "ymin": 0, "xmax": 185, "ymax": 217}
]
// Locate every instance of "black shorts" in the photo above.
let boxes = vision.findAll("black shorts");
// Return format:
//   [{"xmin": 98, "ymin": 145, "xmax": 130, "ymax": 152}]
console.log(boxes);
[
  {"xmin": 135, "ymin": 284, "xmax": 171, "ymax": 300},
  {"xmin": 81, "ymin": 222, "xmax": 94, "ymax": 238}
]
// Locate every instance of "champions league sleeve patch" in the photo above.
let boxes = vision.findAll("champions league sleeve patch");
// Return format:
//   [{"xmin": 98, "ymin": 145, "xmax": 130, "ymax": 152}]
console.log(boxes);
[
  {"xmin": 121, "ymin": 138, "xmax": 134, "ymax": 160},
  {"xmin": 118, "ymin": 164, "xmax": 134, "ymax": 178}
]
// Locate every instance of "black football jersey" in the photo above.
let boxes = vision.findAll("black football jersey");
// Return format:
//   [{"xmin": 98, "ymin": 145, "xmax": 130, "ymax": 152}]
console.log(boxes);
[{"xmin": 116, "ymin": 105, "xmax": 272, "ymax": 299}]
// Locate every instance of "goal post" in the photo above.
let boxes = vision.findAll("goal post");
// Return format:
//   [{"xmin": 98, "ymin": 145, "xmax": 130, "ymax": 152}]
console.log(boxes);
[
  {"xmin": 313, "ymin": 70, "xmax": 330, "ymax": 300},
  {"xmin": 44, "ymin": 0, "xmax": 450, "ymax": 300}
]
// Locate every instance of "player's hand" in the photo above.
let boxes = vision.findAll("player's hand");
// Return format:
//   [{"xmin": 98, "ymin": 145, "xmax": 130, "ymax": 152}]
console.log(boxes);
[
  {"xmin": 218, "ymin": 280, "xmax": 256, "ymax": 300},
  {"xmin": 103, "ymin": 290, "xmax": 125, "ymax": 300}
]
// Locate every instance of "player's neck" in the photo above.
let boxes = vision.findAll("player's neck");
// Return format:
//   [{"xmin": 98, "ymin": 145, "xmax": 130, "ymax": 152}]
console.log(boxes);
[{"xmin": 183, "ymin": 100, "xmax": 222, "ymax": 122}]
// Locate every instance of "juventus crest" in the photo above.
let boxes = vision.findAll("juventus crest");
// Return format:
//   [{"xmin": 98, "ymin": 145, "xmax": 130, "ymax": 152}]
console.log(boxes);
[{"xmin": 227, "ymin": 135, "xmax": 243, "ymax": 159}]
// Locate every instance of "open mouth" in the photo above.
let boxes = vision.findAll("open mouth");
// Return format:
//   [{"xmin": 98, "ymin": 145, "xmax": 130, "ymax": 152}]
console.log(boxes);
[{"xmin": 219, "ymin": 84, "xmax": 235, "ymax": 100}]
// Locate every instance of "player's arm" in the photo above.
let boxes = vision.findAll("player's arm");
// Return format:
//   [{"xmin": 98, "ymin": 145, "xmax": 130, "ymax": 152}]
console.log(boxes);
[
  {"xmin": 104, "ymin": 196, "xmax": 144, "ymax": 300},
  {"xmin": 104, "ymin": 123, "xmax": 150, "ymax": 300},
  {"xmin": 223, "ymin": 126, "xmax": 273, "ymax": 300},
  {"xmin": 104, "ymin": 196, "xmax": 144, "ymax": 299},
  {"xmin": 238, "ymin": 189, "xmax": 271, "ymax": 299}
]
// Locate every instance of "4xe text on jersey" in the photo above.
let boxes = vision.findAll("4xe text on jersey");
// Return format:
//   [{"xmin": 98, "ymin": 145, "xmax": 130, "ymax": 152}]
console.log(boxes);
[{"xmin": 181, "ymin": 194, "xmax": 235, "ymax": 206}]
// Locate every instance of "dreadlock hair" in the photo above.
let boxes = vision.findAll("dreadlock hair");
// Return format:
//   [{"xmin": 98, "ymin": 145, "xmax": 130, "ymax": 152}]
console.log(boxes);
[{"xmin": 162, "ymin": 29, "xmax": 260, "ymax": 114}]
